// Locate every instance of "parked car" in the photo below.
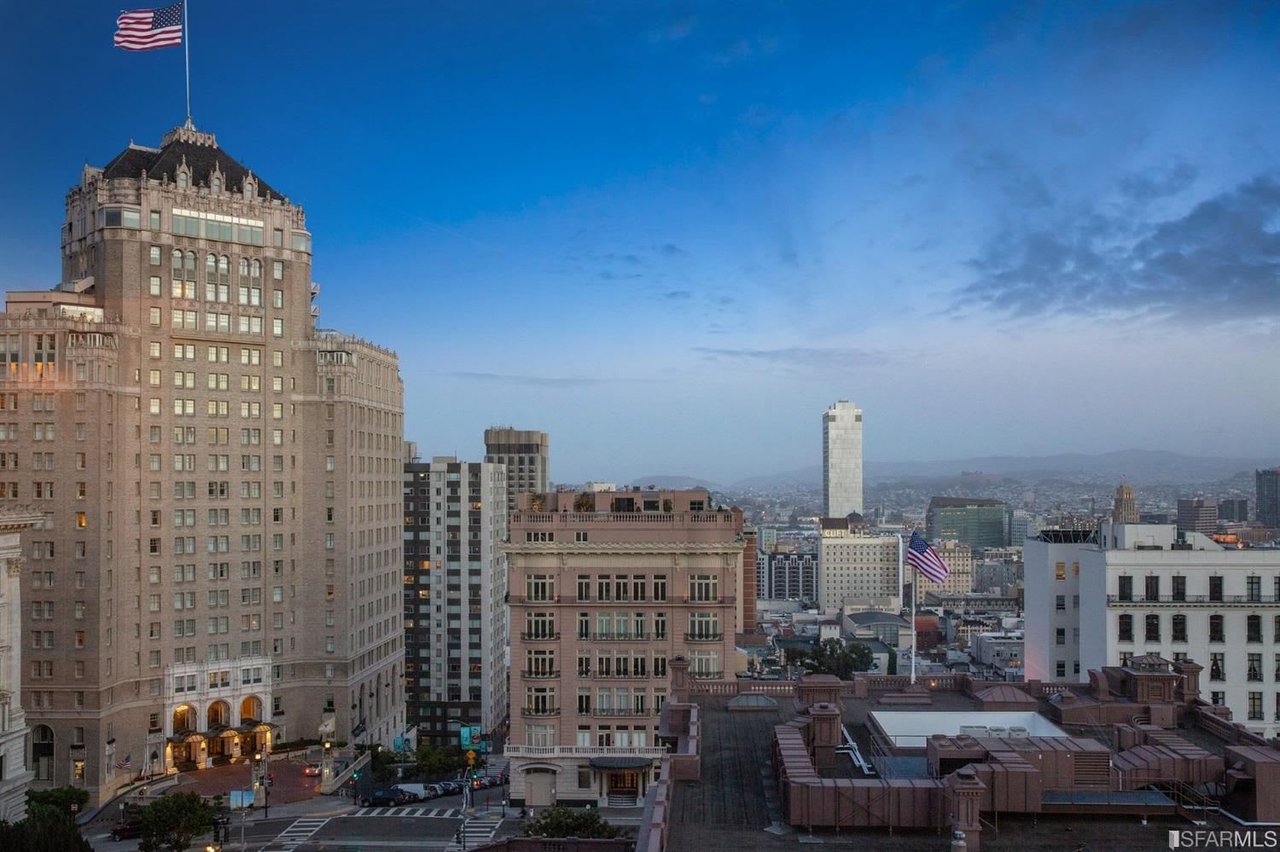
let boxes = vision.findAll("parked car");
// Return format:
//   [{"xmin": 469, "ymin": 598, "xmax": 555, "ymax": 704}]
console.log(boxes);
[
  {"xmin": 367, "ymin": 788, "xmax": 412, "ymax": 807},
  {"xmin": 110, "ymin": 821, "xmax": 144, "ymax": 841},
  {"xmin": 302, "ymin": 763, "xmax": 321, "ymax": 777},
  {"xmin": 391, "ymin": 783, "xmax": 426, "ymax": 802}
]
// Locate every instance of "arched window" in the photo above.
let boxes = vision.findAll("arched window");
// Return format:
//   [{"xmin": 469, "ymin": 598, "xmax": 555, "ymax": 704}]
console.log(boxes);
[
  {"xmin": 32, "ymin": 725, "xmax": 54, "ymax": 781},
  {"xmin": 211, "ymin": 176, "xmax": 221, "ymax": 193},
  {"xmin": 239, "ymin": 258, "xmax": 249, "ymax": 282},
  {"xmin": 219, "ymin": 255, "xmax": 230, "ymax": 285},
  {"xmin": 171, "ymin": 249, "xmax": 183, "ymax": 276},
  {"xmin": 250, "ymin": 260, "xmax": 262, "ymax": 285},
  {"xmin": 206, "ymin": 253, "xmax": 217, "ymax": 281},
  {"xmin": 185, "ymin": 251, "xmax": 197, "ymax": 280},
  {"xmin": 177, "ymin": 171, "xmax": 188, "ymax": 189}
]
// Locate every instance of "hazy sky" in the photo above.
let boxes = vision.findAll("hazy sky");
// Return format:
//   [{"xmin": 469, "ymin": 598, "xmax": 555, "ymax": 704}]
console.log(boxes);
[{"xmin": 2, "ymin": 1, "xmax": 1278, "ymax": 483}]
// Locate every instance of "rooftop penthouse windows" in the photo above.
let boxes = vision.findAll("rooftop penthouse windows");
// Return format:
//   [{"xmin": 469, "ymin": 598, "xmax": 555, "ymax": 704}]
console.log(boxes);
[{"xmin": 172, "ymin": 210, "xmax": 264, "ymax": 246}]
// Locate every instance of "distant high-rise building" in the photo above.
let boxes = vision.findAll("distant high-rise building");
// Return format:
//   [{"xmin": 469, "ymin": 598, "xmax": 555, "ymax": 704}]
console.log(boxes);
[
  {"xmin": 1008, "ymin": 509, "xmax": 1039, "ymax": 545},
  {"xmin": 1258, "ymin": 468, "xmax": 1280, "ymax": 528},
  {"xmin": 822, "ymin": 401, "xmax": 863, "ymax": 518},
  {"xmin": 1111, "ymin": 484, "xmax": 1138, "ymax": 524},
  {"xmin": 933, "ymin": 541, "xmax": 975, "ymax": 596},
  {"xmin": 484, "ymin": 427, "xmax": 549, "ymax": 513},
  {"xmin": 760, "ymin": 551, "xmax": 819, "ymax": 601},
  {"xmin": 817, "ymin": 519, "xmax": 900, "ymax": 612},
  {"xmin": 1, "ymin": 124, "xmax": 405, "ymax": 804},
  {"xmin": 926, "ymin": 497, "xmax": 1010, "ymax": 549},
  {"xmin": 1218, "ymin": 498, "xmax": 1250, "ymax": 524},
  {"xmin": 1177, "ymin": 498, "xmax": 1218, "ymax": 536},
  {"xmin": 403, "ymin": 456, "xmax": 508, "ymax": 746}
]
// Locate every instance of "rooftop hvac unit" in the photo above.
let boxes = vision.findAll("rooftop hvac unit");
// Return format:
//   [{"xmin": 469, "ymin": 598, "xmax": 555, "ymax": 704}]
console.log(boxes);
[
  {"xmin": 986, "ymin": 726, "xmax": 1008, "ymax": 738},
  {"xmin": 959, "ymin": 725, "xmax": 989, "ymax": 738},
  {"xmin": 1008, "ymin": 726, "xmax": 1029, "ymax": 738}
]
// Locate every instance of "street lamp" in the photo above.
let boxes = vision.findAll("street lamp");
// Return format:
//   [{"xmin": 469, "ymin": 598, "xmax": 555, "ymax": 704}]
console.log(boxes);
[{"xmin": 254, "ymin": 751, "xmax": 270, "ymax": 818}]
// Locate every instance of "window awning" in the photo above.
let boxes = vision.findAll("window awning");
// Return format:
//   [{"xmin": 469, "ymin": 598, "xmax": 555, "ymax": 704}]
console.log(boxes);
[{"xmin": 588, "ymin": 756, "xmax": 652, "ymax": 770}]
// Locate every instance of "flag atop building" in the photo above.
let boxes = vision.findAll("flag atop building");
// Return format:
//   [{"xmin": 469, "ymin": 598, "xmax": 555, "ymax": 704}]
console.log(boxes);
[
  {"xmin": 907, "ymin": 530, "xmax": 950, "ymax": 584},
  {"xmin": 114, "ymin": 2, "xmax": 183, "ymax": 51}
]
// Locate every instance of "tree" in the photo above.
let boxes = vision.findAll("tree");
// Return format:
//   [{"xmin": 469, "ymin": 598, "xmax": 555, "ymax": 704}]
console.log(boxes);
[
  {"xmin": 25, "ymin": 787, "xmax": 90, "ymax": 818},
  {"xmin": 415, "ymin": 742, "xmax": 468, "ymax": 778},
  {"xmin": 522, "ymin": 806, "xmax": 621, "ymax": 839},
  {"xmin": 0, "ymin": 791, "xmax": 94, "ymax": 852},
  {"xmin": 138, "ymin": 792, "xmax": 215, "ymax": 852},
  {"xmin": 799, "ymin": 638, "xmax": 874, "ymax": 679}
]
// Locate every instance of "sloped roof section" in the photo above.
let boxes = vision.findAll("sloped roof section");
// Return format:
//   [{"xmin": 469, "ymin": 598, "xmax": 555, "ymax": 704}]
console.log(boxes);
[
  {"xmin": 973, "ymin": 684, "xmax": 1037, "ymax": 705},
  {"xmin": 102, "ymin": 124, "xmax": 284, "ymax": 201}
]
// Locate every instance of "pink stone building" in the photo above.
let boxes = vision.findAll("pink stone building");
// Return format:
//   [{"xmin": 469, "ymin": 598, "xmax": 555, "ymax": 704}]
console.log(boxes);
[{"xmin": 504, "ymin": 488, "xmax": 744, "ymax": 808}]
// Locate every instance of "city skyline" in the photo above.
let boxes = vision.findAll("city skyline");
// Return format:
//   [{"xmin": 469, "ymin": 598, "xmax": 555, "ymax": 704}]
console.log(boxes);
[{"xmin": 2, "ymin": 1, "xmax": 1279, "ymax": 483}]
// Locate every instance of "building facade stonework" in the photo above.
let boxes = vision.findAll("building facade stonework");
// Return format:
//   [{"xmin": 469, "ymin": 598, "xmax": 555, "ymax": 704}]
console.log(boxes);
[
  {"xmin": 0, "ymin": 125, "xmax": 404, "ymax": 804},
  {"xmin": 0, "ymin": 510, "xmax": 44, "ymax": 822}
]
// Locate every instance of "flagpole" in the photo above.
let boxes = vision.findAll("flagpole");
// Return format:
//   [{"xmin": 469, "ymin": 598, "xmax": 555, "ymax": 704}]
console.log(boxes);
[
  {"xmin": 183, "ymin": 0, "xmax": 191, "ymax": 124},
  {"xmin": 905, "ymin": 533, "xmax": 916, "ymax": 685}
]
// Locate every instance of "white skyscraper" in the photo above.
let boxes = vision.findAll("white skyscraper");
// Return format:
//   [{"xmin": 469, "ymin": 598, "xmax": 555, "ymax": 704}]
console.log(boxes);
[{"xmin": 822, "ymin": 400, "xmax": 863, "ymax": 518}]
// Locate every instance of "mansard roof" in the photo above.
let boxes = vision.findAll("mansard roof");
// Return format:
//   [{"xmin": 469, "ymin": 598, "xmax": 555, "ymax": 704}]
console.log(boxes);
[{"xmin": 101, "ymin": 124, "xmax": 285, "ymax": 202}]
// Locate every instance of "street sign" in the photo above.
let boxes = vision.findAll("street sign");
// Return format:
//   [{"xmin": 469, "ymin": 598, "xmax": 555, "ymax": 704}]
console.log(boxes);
[{"xmin": 466, "ymin": 750, "xmax": 476, "ymax": 765}]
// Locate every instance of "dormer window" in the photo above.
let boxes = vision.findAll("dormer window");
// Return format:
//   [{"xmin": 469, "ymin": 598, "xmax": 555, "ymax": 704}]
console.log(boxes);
[
  {"xmin": 177, "ymin": 171, "xmax": 189, "ymax": 189},
  {"xmin": 211, "ymin": 176, "xmax": 222, "ymax": 193},
  {"xmin": 243, "ymin": 179, "xmax": 254, "ymax": 199}
]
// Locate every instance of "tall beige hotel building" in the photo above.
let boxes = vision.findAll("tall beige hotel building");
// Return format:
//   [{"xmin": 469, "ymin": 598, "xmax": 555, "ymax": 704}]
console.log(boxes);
[{"xmin": 1, "ymin": 123, "xmax": 404, "ymax": 803}]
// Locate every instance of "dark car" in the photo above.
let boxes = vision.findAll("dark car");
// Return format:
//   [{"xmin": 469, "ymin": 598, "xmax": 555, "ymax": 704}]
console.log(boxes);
[
  {"xmin": 367, "ymin": 788, "xmax": 411, "ymax": 807},
  {"xmin": 110, "ymin": 821, "xmax": 144, "ymax": 841}
]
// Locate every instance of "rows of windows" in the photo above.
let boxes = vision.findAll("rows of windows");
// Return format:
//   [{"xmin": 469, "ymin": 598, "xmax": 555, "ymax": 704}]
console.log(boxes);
[
  {"xmin": 1116, "ymin": 573, "xmax": 1280, "ymax": 602},
  {"xmin": 144, "ymin": 307, "xmax": 286, "ymax": 337},
  {"xmin": 1117, "ymin": 613, "xmax": 1278, "ymax": 644}
]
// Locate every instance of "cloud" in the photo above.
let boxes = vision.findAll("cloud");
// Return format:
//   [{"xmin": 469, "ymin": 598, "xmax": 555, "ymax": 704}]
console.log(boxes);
[
  {"xmin": 442, "ymin": 371, "xmax": 641, "ymax": 388},
  {"xmin": 692, "ymin": 346, "xmax": 890, "ymax": 371},
  {"xmin": 957, "ymin": 173, "xmax": 1280, "ymax": 323},
  {"xmin": 1118, "ymin": 161, "xmax": 1198, "ymax": 202},
  {"xmin": 661, "ymin": 290, "xmax": 692, "ymax": 300},
  {"xmin": 957, "ymin": 148, "xmax": 1054, "ymax": 209}
]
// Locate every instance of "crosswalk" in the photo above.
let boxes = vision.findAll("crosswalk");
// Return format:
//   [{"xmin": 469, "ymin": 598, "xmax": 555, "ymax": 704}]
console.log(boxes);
[
  {"xmin": 346, "ymin": 805, "xmax": 464, "ymax": 818},
  {"xmin": 261, "ymin": 817, "xmax": 330, "ymax": 851},
  {"xmin": 445, "ymin": 816, "xmax": 502, "ymax": 851}
]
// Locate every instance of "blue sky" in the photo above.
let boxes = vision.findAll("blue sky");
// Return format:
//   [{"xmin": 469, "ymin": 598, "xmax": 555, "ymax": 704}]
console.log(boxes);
[{"xmin": 2, "ymin": 1, "xmax": 1278, "ymax": 483}]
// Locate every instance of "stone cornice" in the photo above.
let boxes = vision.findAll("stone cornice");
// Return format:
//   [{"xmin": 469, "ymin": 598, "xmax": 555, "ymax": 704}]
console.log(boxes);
[
  {"xmin": 0, "ymin": 507, "xmax": 44, "ymax": 534},
  {"xmin": 502, "ymin": 541, "xmax": 744, "ymax": 556}
]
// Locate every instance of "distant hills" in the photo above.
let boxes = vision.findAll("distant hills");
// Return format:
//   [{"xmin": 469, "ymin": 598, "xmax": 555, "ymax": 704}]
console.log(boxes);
[
  {"xmin": 628, "ymin": 475, "xmax": 721, "ymax": 490},
  {"xmin": 712, "ymin": 450, "xmax": 1278, "ymax": 490}
]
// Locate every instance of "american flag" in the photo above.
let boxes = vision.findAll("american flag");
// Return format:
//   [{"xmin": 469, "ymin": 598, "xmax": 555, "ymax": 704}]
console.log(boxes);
[
  {"xmin": 114, "ymin": 3, "xmax": 183, "ymax": 51},
  {"xmin": 906, "ymin": 530, "xmax": 950, "ymax": 584},
  {"xmin": 115, "ymin": 753, "xmax": 133, "ymax": 771}
]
